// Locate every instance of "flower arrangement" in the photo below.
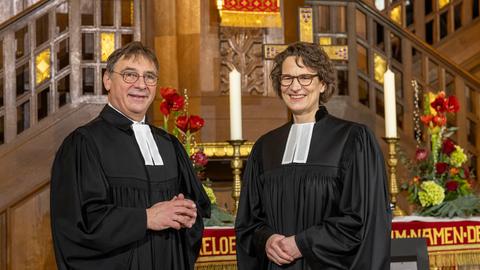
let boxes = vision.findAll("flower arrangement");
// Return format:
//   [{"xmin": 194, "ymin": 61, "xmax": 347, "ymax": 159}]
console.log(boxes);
[
  {"xmin": 159, "ymin": 87, "xmax": 204, "ymax": 155},
  {"xmin": 159, "ymin": 87, "xmax": 234, "ymax": 225},
  {"xmin": 401, "ymin": 89, "xmax": 480, "ymax": 217}
]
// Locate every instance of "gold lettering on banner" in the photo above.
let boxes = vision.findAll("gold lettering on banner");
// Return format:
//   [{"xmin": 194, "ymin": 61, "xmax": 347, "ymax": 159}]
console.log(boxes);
[
  {"xmin": 454, "ymin": 227, "xmax": 464, "ymax": 244},
  {"xmin": 443, "ymin": 227, "xmax": 452, "ymax": 245},
  {"xmin": 477, "ymin": 226, "xmax": 480, "ymax": 242},
  {"xmin": 212, "ymin": 237, "xmax": 220, "ymax": 255},
  {"xmin": 433, "ymin": 228, "xmax": 443, "ymax": 245},
  {"xmin": 201, "ymin": 237, "xmax": 212, "ymax": 255},
  {"xmin": 229, "ymin": 236, "xmax": 236, "ymax": 254},
  {"xmin": 467, "ymin": 226, "xmax": 476, "ymax": 243},
  {"xmin": 199, "ymin": 236, "xmax": 237, "ymax": 256},
  {"xmin": 423, "ymin": 229, "xmax": 434, "ymax": 245},
  {"xmin": 392, "ymin": 226, "xmax": 480, "ymax": 246},
  {"xmin": 409, "ymin": 229, "xmax": 421, "ymax": 238}
]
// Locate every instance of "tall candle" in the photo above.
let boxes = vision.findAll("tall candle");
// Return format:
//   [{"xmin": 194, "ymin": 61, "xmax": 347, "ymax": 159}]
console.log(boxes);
[
  {"xmin": 384, "ymin": 69, "xmax": 397, "ymax": 138},
  {"xmin": 229, "ymin": 68, "xmax": 243, "ymax": 140}
]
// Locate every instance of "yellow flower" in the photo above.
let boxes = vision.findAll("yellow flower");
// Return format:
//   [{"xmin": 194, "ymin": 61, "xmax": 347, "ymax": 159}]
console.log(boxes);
[
  {"xmin": 428, "ymin": 92, "xmax": 438, "ymax": 116},
  {"xmin": 202, "ymin": 184, "xmax": 217, "ymax": 205},
  {"xmin": 450, "ymin": 145, "xmax": 467, "ymax": 167},
  {"xmin": 418, "ymin": 181, "xmax": 445, "ymax": 207}
]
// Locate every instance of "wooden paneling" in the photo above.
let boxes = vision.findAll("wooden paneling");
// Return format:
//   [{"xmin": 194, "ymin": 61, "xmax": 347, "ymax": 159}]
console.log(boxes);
[
  {"xmin": 10, "ymin": 185, "xmax": 55, "ymax": 270},
  {"xmin": 0, "ymin": 212, "xmax": 5, "ymax": 270}
]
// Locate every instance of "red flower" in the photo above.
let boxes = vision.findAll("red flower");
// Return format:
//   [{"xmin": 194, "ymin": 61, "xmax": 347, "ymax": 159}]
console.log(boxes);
[
  {"xmin": 435, "ymin": 162, "xmax": 449, "ymax": 174},
  {"xmin": 170, "ymin": 94, "xmax": 185, "ymax": 111},
  {"xmin": 160, "ymin": 100, "xmax": 171, "ymax": 115},
  {"xmin": 431, "ymin": 96, "xmax": 447, "ymax": 113},
  {"xmin": 420, "ymin": 114, "xmax": 433, "ymax": 125},
  {"xmin": 175, "ymin": 115, "xmax": 205, "ymax": 133},
  {"xmin": 160, "ymin": 87, "xmax": 177, "ymax": 100},
  {"xmin": 176, "ymin": 115, "xmax": 189, "ymax": 132},
  {"xmin": 415, "ymin": 148, "xmax": 428, "ymax": 161},
  {"xmin": 189, "ymin": 115, "xmax": 205, "ymax": 133},
  {"xmin": 191, "ymin": 150, "xmax": 208, "ymax": 167},
  {"xmin": 442, "ymin": 139, "xmax": 456, "ymax": 155},
  {"xmin": 445, "ymin": 181, "xmax": 459, "ymax": 191},
  {"xmin": 159, "ymin": 93, "xmax": 185, "ymax": 116},
  {"xmin": 432, "ymin": 114, "xmax": 447, "ymax": 126},
  {"xmin": 446, "ymin": 96, "xmax": 460, "ymax": 113}
]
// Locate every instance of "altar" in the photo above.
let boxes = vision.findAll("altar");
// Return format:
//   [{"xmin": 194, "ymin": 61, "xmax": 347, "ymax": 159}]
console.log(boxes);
[{"xmin": 195, "ymin": 217, "xmax": 480, "ymax": 270}]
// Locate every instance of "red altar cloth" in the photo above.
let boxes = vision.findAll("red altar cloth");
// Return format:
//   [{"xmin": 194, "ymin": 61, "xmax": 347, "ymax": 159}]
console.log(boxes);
[
  {"xmin": 392, "ymin": 216, "xmax": 480, "ymax": 267},
  {"xmin": 196, "ymin": 217, "xmax": 480, "ymax": 269},
  {"xmin": 196, "ymin": 227, "xmax": 237, "ymax": 269}
]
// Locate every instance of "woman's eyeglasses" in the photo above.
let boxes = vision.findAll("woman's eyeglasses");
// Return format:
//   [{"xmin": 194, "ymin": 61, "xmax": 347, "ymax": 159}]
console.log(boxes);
[
  {"xmin": 112, "ymin": 71, "xmax": 158, "ymax": 86},
  {"xmin": 280, "ymin": 74, "xmax": 318, "ymax": 87}
]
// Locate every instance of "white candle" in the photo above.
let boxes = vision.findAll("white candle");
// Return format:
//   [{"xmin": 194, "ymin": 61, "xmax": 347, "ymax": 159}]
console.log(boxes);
[
  {"xmin": 229, "ymin": 68, "xmax": 243, "ymax": 140},
  {"xmin": 384, "ymin": 69, "xmax": 397, "ymax": 138}
]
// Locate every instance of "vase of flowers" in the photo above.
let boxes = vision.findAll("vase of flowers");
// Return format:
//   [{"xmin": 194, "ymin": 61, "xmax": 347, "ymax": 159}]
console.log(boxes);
[
  {"xmin": 401, "ymin": 90, "xmax": 480, "ymax": 217},
  {"xmin": 159, "ymin": 87, "xmax": 235, "ymax": 225}
]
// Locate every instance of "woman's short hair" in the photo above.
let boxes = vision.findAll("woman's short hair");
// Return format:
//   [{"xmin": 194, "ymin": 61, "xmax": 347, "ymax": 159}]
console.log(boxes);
[
  {"xmin": 105, "ymin": 41, "xmax": 159, "ymax": 73},
  {"xmin": 270, "ymin": 42, "xmax": 336, "ymax": 103}
]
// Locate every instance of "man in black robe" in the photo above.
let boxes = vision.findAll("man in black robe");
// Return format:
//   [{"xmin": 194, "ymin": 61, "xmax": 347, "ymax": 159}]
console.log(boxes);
[
  {"xmin": 235, "ymin": 42, "xmax": 391, "ymax": 269},
  {"xmin": 50, "ymin": 41, "xmax": 210, "ymax": 270}
]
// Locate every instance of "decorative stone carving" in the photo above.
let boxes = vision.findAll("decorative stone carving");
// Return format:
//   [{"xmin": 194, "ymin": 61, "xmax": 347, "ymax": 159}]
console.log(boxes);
[{"xmin": 219, "ymin": 27, "xmax": 265, "ymax": 95}]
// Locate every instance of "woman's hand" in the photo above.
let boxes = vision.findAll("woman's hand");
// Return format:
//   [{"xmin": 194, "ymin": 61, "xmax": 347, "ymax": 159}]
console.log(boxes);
[
  {"xmin": 279, "ymin": 235, "xmax": 302, "ymax": 259},
  {"xmin": 265, "ymin": 234, "xmax": 295, "ymax": 265}
]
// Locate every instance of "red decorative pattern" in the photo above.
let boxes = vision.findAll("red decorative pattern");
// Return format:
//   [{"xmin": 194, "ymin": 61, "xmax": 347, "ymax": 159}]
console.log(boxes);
[{"xmin": 223, "ymin": 0, "xmax": 279, "ymax": 12}]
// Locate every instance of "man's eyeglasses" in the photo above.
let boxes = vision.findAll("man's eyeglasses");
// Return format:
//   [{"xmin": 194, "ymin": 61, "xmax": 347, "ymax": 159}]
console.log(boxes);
[
  {"xmin": 280, "ymin": 74, "xmax": 319, "ymax": 87},
  {"xmin": 111, "ymin": 71, "xmax": 158, "ymax": 86}
]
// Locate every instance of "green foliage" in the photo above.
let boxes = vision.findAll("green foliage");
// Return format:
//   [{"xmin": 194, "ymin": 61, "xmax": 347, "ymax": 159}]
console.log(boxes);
[
  {"xmin": 203, "ymin": 204, "xmax": 235, "ymax": 227},
  {"xmin": 419, "ymin": 195, "xmax": 480, "ymax": 218}
]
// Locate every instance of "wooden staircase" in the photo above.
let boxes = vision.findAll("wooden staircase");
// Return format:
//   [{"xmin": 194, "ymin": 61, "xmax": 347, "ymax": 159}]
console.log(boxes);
[
  {"xmin": 0, "ymin": 103, "xmax": 103, "ymax": 270},
  {"xmin": 0, "ymin": 1, "xmax": 480, "ymax": 269}
]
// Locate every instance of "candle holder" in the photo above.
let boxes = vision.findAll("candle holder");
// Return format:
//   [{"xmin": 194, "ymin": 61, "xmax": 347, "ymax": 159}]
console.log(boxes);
[
  {"xmin": 383, "ymin": 137, "xmax": 406, "ymax": 217},
  {"xmin": 227, "ymin": 139, "xmax": 246, "ymax": 215}
]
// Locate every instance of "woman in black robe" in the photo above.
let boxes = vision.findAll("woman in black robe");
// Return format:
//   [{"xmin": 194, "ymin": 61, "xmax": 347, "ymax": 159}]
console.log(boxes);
[{"xmin": 235, "ymin": 42, "xmax": 392, "ymax": 270}]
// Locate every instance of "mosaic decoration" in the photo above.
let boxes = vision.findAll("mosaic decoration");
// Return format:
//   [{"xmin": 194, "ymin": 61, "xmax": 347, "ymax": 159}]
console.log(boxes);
[
  {"xmin": 35, "ymin": 48, "xmax": 50, "ymax": 85},
  {"xmin": 374, "ymin": 53, "xmax": 387, "ymax": 84},
  {"xmin": 101, "ymin": 32, "xmax": 115, "ymax": 62},
  {"xmin": 217, "ymin": 0, "xmax": 281, "ymax": 28},
  {"xmin": 299, "ymin": 7, "xmax": 313, "ymax": 43},
  {"xmin": 390, "ymin": 5, "xmax": 402, "ymax": 25},
  {"xmin": 263, "ymin": 44, "xmax": 287, "ymax": 60},
  {"xmin": 438, "ymin": 0, "xmax": 451, "ymax": 10},
  {"xmin": 321, "ymin": 46, "xmax": 348, "ymax": 61}
]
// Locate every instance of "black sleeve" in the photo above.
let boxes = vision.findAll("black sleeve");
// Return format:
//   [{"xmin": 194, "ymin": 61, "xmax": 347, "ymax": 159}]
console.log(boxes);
[
  {"xmin": 235, "ymin": 141, "xmax": 273, "ymax": 270},
  {"xmin": 171, "ymin": 136, "xmax": 211, "ymax": 266},
  {"xmin": 295, "ymin": 126, "xmax": 392, "ymax": 269},
  {"xmin": 50, "ymin": 130, "xmax": 147, "ymax": 262}
]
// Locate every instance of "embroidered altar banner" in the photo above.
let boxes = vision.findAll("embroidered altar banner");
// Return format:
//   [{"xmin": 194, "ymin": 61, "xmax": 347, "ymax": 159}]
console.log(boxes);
[
  {"xmin": 392, "ymin": 216, "xmax": 480, "ymax": 267},
  {"xmin": 196, "ymin": 227, "xmax": 237, "ymax": 269},
  {"xmin": 196, "ymin": 217, "xmax": 480, "ymax": 269},
  {"xmin": 217, "ymin": 0, "xmax": 281, "ymax": 28}
]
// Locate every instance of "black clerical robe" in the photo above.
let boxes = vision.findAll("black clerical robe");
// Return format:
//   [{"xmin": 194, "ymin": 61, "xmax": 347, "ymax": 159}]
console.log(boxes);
[
  {"xmin": 50, "ymin": 105, "xmax": 211, "ymax": 270},
  {"xmin": 235, "ymin": 107, "xmax": 392, "ymax": 270}
]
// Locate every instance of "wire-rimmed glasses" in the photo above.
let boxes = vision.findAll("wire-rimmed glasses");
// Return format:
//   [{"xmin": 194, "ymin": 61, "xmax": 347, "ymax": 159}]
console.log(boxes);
[{"xmin": 112, "ymin": 71, "xmax": 158, "ymax": 86}]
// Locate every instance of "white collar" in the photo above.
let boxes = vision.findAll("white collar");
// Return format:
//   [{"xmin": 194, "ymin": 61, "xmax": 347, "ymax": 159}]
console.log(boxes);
[
  {"xmin": 108, "ymin": 103, "xmax": 163, "ymax": 166},
  {"xmin": 282, "ymin": 122, "xmax": 315, "ymax": 164}
]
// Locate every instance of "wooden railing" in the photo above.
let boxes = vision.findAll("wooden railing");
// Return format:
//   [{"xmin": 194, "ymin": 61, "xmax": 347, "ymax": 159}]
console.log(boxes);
[
  {"xmin": 0, "ymin": 0, "xmax": 140, "ymax": 148},
  {"xmin": 306, "ymin": 0, "xmax": 480, "ymax": 173},
  {"xmin": 362, "ymin": 0, "xmax": 480, "ymax": 46}
]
